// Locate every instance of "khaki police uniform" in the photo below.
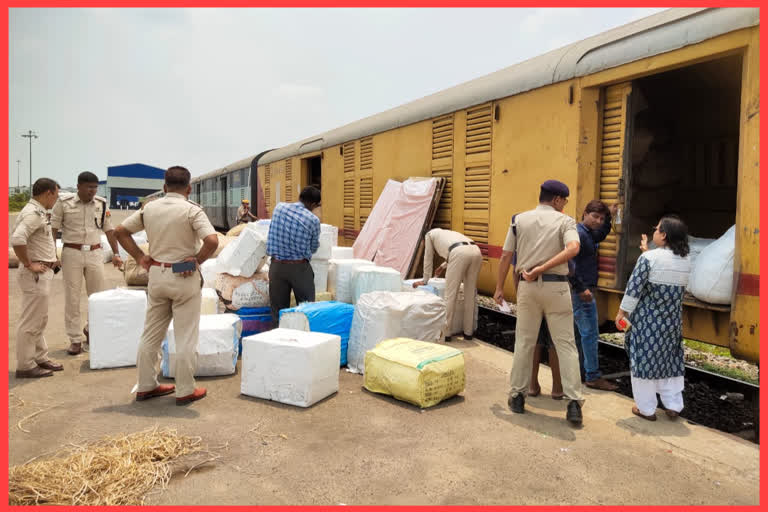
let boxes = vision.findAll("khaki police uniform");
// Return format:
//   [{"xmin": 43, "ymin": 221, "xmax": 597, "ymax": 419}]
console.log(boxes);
[
  {"xmin": 503, "ymin": 204, "xmax": 584, "ymax": 403},
  {"xmin": 11, "ymin": 199, "xmax": 57, "ymax": 371},
  {"xmin": 51, "ymin": 193, "xmax": 114, "ymax": 344},
  {"xmin": 237, "ymin": 205, "xmax": 255, "ymax": 224},
  {"xmin": 423, "ymin": 228, "xmax": 482, "ymax": 337},
  {"xmin": 121, "ymin": 192, "xmax": 216, "ymax": 398}
]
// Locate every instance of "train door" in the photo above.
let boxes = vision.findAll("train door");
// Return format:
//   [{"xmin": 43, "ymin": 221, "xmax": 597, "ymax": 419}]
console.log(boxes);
[
  {"xmin": 219, "ymin": 175, "xmax": 228, "ymax": 228},
  {"xmin": 302, "ymin": 155, "xmax": 322, "ymax": 217}
]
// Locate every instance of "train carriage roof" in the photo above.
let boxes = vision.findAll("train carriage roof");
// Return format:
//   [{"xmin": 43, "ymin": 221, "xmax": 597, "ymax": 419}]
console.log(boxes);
[{"xmin": 259, "ymin": 7, "xmax": 758, "ymax": 166}]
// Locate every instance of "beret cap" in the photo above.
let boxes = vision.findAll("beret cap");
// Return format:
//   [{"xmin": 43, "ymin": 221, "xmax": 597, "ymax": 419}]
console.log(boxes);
[{"xmin": 541, "ymin": 179, "xmax": 570, "ymax": 197}]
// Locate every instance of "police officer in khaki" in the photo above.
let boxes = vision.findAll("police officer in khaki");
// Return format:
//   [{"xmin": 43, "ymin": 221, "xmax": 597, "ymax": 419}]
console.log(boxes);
[
  {"xmin": 51, "ymin": 171, "xmax": 123, "ymax": 355},
  {"xmin": 116, "ymin": 166, "xmax": 218, "ymax": 405},
  {"xmin": 237, "ymin": 199, "xmax": 257, "ymax": 224},
  {"xmin": 494, "ymin": 179, "xmax": 584, "ymax": 425},
  {"xmin": 413, "ymin": 228, "xmax": 483, "ymax": 341},
  {"xmin": 11, "ymin": 178, "xmax": 64, "ymax": 378}
]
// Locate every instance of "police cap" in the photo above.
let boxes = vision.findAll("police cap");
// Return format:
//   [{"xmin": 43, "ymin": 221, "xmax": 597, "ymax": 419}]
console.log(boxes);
[{"xmin": 540, "ymin": 179, "xmax": 570, "ymax": 198}]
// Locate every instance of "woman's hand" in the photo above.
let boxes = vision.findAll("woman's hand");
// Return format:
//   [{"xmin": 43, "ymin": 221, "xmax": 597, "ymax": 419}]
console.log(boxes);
[
  {"xmin": 615, "ymin": 309, "xmax": 627, "ymax": 330},
  {"xmin": 639, "ymin": 234, "xmax": 649, "ymax": 252}
]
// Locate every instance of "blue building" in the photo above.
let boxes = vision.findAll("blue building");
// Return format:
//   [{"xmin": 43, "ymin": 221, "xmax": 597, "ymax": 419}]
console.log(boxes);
[{"xmin": 106, "ymin": 163, "xmax": 165, "ymax": 209}]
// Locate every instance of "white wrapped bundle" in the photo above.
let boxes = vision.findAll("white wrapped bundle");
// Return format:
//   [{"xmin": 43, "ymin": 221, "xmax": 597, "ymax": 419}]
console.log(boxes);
[
  {"xmin": 331, "ymin": 246, "xmax": 354, "ymax": 260},
  {"xmin": 251, "ymin": 219, "xmax": 271, "ymax": 239},
  {"xmin": 216, "ymin": 227, "xmax": 267, "ymax": 277},
  {"xmin": 313, "ymin": 224, "xmax": 338, "ymax": 260},
  {"xmin": 688, "ymin": 226, "xmax": 734, "ymax": 304},
  {"xmin": 327, "ymin": 258, "xmax": 375, "ymax": 303},
  {"xmin": 352, "ymin": 266, "xmax": 402, "ymax": 304},
  {"xmin": 118, "ymin": 231, "xmax": 147, "ymax": 261},
  {"xmin": 162, "ymin": 314, "xmax": 242, "ymax": 377},
  {"xmin": 241, "ymin": 328, "xmax": 341, "ymax": 407},
  {"xmin": 100, "ymin": 234, "xmax": 113, "ymax": 263},
  {"xmin": 346, "ymin": 291, "xmax": 446, "ymax": 374},
  {"xmin": 88, "ymin": 289, "xmax": 147, "ymax": 369},
  {"xmin": 402, "ymin": 279, "xmax": 421, "ymax": 292},
  {"xmin": 310, "ymin": 259, "xmax": 330, "ymax": 293},
  {"xmin": 200, "ymin": 258, "xmax": 220, "ymax": 289}
]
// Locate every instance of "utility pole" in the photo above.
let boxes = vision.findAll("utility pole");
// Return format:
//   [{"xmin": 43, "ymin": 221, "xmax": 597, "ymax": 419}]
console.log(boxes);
[
  {"xmin": 21, "ymin": 130, "xmax": 38, "ymax": 192},
  {"xmin": 16, "ymin": 159, "xmax": 20, "ymax": 193}
]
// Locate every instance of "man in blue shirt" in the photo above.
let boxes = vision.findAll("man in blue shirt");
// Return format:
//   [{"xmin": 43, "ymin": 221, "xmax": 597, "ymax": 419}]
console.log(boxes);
[
  {"xmin": 569, "ymin": 199, "xmax": 619, "ymax": 391},
  {"xmin": 266, "ymin": 186, "xmax": 321, "ymax": 322}
]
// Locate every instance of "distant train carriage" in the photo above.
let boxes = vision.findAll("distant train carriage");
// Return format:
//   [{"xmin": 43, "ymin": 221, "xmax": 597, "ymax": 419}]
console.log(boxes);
[
  {"xmin": 190, "ymin": 151, "xmax": 271, "ymax": 230},
  {"xmin": 250, "ymin": 8, "xmax": 760, "ymax": 363}
]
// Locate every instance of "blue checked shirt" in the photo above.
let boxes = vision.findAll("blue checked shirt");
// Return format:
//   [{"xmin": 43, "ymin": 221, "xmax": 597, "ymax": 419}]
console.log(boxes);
[{"xmin": 267, "ymin": 202, "xmax": 321, "ymax": 261}]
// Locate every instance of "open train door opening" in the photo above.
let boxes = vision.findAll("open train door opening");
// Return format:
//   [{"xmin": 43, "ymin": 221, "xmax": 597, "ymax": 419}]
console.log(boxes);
[
  {"xmin": 302, "ymin": 155, "xmax": 322, "ymax": 216},
  {"xmin": 219, "ymin": 175, "xmax": 228, "ymax": 228}
]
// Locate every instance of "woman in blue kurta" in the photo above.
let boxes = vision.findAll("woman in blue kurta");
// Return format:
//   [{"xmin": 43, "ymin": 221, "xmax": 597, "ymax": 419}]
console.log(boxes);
[{"xmin": 615, "ymin": 216, "xmax": 691, "ymax": 421}]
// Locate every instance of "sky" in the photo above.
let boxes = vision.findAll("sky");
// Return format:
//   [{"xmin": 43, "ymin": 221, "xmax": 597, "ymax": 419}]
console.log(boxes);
[{"xmin": 9, "ymin": 7, "xmax": 664, "ymax": 188}]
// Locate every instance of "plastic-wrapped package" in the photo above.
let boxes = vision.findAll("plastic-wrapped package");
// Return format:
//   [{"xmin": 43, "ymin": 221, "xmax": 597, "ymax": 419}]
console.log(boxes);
[
  {"xmin": 241, "ymin": 328, "xmax": 341, "ymax": 407},
  {"xmin": 162, "ymin": 313, "xmax": 241, "ymax": 377},
  {"xmin": 347, "ymin": 291, "xmax": 446, "ymax": 374},
  {"xmin": 88, "ymin": 289, "xmax": 147, "ymax": 369},
  {"xmin": 200, "ymin": 258, "xmax": 220, "ymax": 289},
  {"xmin": 216, "ymin": 272, "xmax": 270, "ymax": 310},
  {"xmin": 364, "ymin": 338, "xmax": 465, "ymax": 408},
  {"xmin": 328, "ymin": 258, "xmax": 375, "ymax": 303},
  {"xmin": 100, "ymin": 234, "xmax": 114, "ymax": 263},
  {"xmin": 251, "ymin": 219, "xmax": 271, "ymax": 239},
  {"xmin": 331, "ymin": 247, "xmax": 354, "ymax": 260},
  {"xmin": 313, "ymin": 224, "xmax": 338, "ymax": 260},
  {"xmin": 216, "ymin": 227, "xmax": 268, "ymax": 277},
  {"xmin": 688, "ymin": 226, "xmax": 735, "ymax": 304},
  {"xmin": 310, "ymin": 259, "xmax": 329, "ymax": 293},
  {"xmin": 688, "ymin": 235, "xmax": 716, "ymax": 269},
  {"xmin": 214, "ymin": 234, "xmax": 235, "ymax": 257},
  {"xmin": 352, "ymin": 266, "xmax": 402, "ymax": 304},
  {"xmin": 279, "ymin": 301, "xmax": 355, "ymax": 366},
  {"xmin": 118, "ymin": 231, "xmax": 147, "ymax": 261},
  {"xmin": 201, "ymin": 288, "xmax": 219, "ymax": 315},
  {"xmin": 402, "ymin": 279, "xmax": 421, "ymax": 292}
]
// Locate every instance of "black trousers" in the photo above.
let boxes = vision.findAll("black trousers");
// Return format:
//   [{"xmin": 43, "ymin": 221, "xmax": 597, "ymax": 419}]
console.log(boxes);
[{"xmin": 268, "ymin": 260, "xmax": 315, "ymax": 323}]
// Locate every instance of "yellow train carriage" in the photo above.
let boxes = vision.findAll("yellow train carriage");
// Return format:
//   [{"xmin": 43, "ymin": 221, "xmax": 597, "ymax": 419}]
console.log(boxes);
[{"xmin": 256, "ymin": 8, "xmax": 759, "ymax": 362}]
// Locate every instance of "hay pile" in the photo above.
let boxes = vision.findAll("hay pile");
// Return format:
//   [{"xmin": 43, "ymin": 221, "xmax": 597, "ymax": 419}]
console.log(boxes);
[{"xmin": 9, "ymin": 427, "xmax": 212, "ymax": 506}]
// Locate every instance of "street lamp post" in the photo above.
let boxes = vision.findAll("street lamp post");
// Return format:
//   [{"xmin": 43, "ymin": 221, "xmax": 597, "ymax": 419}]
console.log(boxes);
[{"xmin": 21, "ymin": 130, "xmax": 38, "ymax": 192}]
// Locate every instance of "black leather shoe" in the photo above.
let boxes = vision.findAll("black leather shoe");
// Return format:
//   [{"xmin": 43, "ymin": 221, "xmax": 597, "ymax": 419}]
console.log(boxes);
[
  {"xmin": 508, "ymin": 393, "xmax": 525, "ymax": 413},
  {"xmin": 566, "ymin": 400, "xmax": 583, "ymax": 425},
  {"xmin": 444, "ymin": 335, "xmax": 452, "ymax": 342},
  {"xmin": 463, "ymin": 334, "xmax": 473, "ymax": 341}
]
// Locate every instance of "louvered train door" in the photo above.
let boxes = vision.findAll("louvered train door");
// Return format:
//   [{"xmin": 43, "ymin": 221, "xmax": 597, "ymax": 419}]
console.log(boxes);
[
  {"xmin": 359, "ymin": 137, "xmax": 373, "ymax": 231},
  {"xmin": 284, "ymin": 159, "xmax": 293, "ymax": 202},
  {"xmin": 431, "ymin": 114, "xmax": 454, "ymax": 229},
  {"xmin": 463, "ymin": 103, "xmax": 493, "ymax": 257},
  {"xmin": 264, "ymin": 164, "xmax": 272, "ymax": 215},
  {"xmin": 597, "ymin": 83, "xmax": 632, "ymax": 289},
  {"xmin": 342, "ymin": 142, "xmax": 356, "ymax": 243}
]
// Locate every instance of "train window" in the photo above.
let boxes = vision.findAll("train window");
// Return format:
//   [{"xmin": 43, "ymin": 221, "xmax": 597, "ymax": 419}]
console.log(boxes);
[{"xmin": 232, "ymin": 171, "xmax": 241, "ymax": 187}]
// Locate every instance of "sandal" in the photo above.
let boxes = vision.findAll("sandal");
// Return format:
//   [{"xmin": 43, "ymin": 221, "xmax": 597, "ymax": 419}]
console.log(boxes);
[
  {"xmin": 528, "ymin": 386, "xmax": 541, "ymax": 397},
  {"xmin": 632, "ymin": 405, "xmax": 657, "ymax": 421},
  {"xmin": 550, "ymin": 393, "xmax": 564, "ymax": 400}
]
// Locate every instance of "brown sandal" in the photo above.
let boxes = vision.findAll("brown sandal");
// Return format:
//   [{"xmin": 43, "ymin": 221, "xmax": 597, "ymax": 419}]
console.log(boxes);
[
  {"xmin": 528, "ymin": 386, "xmax": 541, "ymax": 397},
  {"xmin": 632, "ymin": 405, "xmax": 657, "ymax": 421},
  {"xmin": 551, "ymin": 393, "xmax": 564, "ymax": 400},
  {"xmin": 665, "ymin": 409, "xmax": 680, "ymax": 419},
  {"xmin": 67, "ymin": 343, "xmax": 82, "ymax": 355}
]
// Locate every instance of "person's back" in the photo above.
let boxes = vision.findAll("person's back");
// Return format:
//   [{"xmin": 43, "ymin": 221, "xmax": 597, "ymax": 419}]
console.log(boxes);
[{"xmin": 142, "ymin": 194, "xmax": 207, "ymax": 263}]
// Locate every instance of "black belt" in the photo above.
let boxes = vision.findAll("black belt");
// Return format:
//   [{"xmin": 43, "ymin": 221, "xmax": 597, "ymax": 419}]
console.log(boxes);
[
  {"xmin": 448, "ymin": 241, "xmax": 476, "ymax": 253},
  {"xmin": 520, "ymin": 273, "xmax": 568, "ymax": 282}
]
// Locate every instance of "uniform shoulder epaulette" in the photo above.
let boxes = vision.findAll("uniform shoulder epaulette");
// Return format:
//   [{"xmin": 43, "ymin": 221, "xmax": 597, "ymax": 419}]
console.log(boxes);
[
  {"xmin": 95, "ymin": 195, "xmax": 107, "ymax": 203},
  {"xmin": 58, "ymin": 192, "xmax": 76, "ymax": 201},
  {"xmin": 187, "ymin": 199, "xmax": 202, "ymax": 208}
]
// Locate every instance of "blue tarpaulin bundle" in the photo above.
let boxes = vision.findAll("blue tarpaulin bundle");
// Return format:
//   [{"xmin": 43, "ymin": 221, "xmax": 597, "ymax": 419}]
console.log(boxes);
[{"xmin": 279, "ymin": 301, "xmax": 355, "ymax": 366}]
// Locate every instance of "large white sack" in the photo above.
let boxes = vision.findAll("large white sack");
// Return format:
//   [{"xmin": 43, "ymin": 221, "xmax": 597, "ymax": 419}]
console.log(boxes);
[
  {"xmin": 118, "ymin": 231, "xmax": 147, "ymax": 261},
  {"xmin": 310, "ymin": 259, "xmax": 329, "ymax": 293},
  {"xmin": 201, "ymin": 288, "xmax": 219, "ymax": 315},
  {"xmin": 100, "ymin": 234, "xmax": 114, "ymax": 263},
  {"xmin": 331, "ymin": 246, "xmax": 354, "ymax": 260},
  {"xmin": 162, "ymin": 313, "xmax": 242, "ymax": 377},
  {"xmin": 217, "ymin": 227, "xmax": 268, "ymax": 277},
  {"xmin": 688, "ymin": 235, "xmax": 716, "ymax": 269},
  {"xmin": 88, "ymin": 289, "xmax": 147, "ymax": 369},
  {"xmin": 200, "ymin": 258, "xmax": 220, "ymax": 289},
  {"xmin": 687, "ymin": 226, "xmax": 735, "ymax": 305},
  {"xmin": 241, "ymin": 328, "xmax": 341, "ymax": 407},
  {"xmin": 321, "ymin": 223, "xmax": 338, "ymax": 245},
  {"xmin": 328, "ymin": 258, "xmax": 375, "ymax": 303},
  {"xmin": 352, "ymin": 266, "xmax": 402, "ymax": 304},
  {"xmin": 346, "ymin": 291, "xmax": 446, "ymax": 374}
]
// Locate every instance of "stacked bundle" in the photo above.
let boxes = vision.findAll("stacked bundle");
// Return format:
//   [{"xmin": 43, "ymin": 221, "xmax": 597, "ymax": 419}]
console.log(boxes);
[
  {"xmin": 309, "ymin": 224, "xmax": 338, "ymax": 293},
  {"xmin": 351, "ymin": 265, "xmax": 401, "ymax": 304},
  {"xmin": 279, "ymin": 301, "xmax": 355, "ymax": 366},
  {"xmin": 88, "ymin": 289, "xmax": 147, "ymax": 369},
  {"xmin": 328, "ymin": 259, "xmax": 375, "ymax": 303},
  {"xmin": 162, "ymin": 313, "xmax": 242, "ymax": 377},
  {"xmin": 214, "ymin": 225, "xmax": 270, "ymax": 310}
]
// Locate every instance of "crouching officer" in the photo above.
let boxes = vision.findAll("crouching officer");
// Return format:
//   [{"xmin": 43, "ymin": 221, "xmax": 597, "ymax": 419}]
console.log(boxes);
[
  {"xmin": 116, "ymin": 166, "xmax": 218, "ymax": 406},
  {"xmin": 11, "ymin": 178, "xmax": 64, "ymax": 378},
  {"xmin": 493, "ymin": 179, "xmax": 585, "ymax": 425},
  {"xmin": 51, "ymin": 171, "xmax": 122, "ymax": 355}
]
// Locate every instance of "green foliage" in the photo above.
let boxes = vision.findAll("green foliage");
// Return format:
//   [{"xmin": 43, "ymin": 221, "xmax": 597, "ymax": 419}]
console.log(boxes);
[
  {"xmin": 9, "ymin": 192, "xmax": 30, "ymax": 212},
  {"xmin": 683, "ymin": 338, "xmax": 733, "ymax": 358}
]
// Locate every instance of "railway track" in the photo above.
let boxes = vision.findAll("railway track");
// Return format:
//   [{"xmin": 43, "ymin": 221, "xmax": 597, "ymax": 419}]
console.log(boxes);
[{"xmin": 475, "ymin": 304, "xmax": 759, "ymax": 442}]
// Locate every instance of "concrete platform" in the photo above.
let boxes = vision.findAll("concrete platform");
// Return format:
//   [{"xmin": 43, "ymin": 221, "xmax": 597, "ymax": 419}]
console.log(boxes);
[{"xmin": 7, "ymin": 241, "xmax": 760, "ymax": 505}]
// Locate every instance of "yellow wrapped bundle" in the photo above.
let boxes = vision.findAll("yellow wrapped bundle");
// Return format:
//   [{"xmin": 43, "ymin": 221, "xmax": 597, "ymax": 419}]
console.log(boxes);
[
  {"xmin": 290, "ymin": 290, "xmax": 334, "ymax": 306},
  {"xmin": 364, "ymin": 338, "xmax": 465, "ymax": 408}
]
